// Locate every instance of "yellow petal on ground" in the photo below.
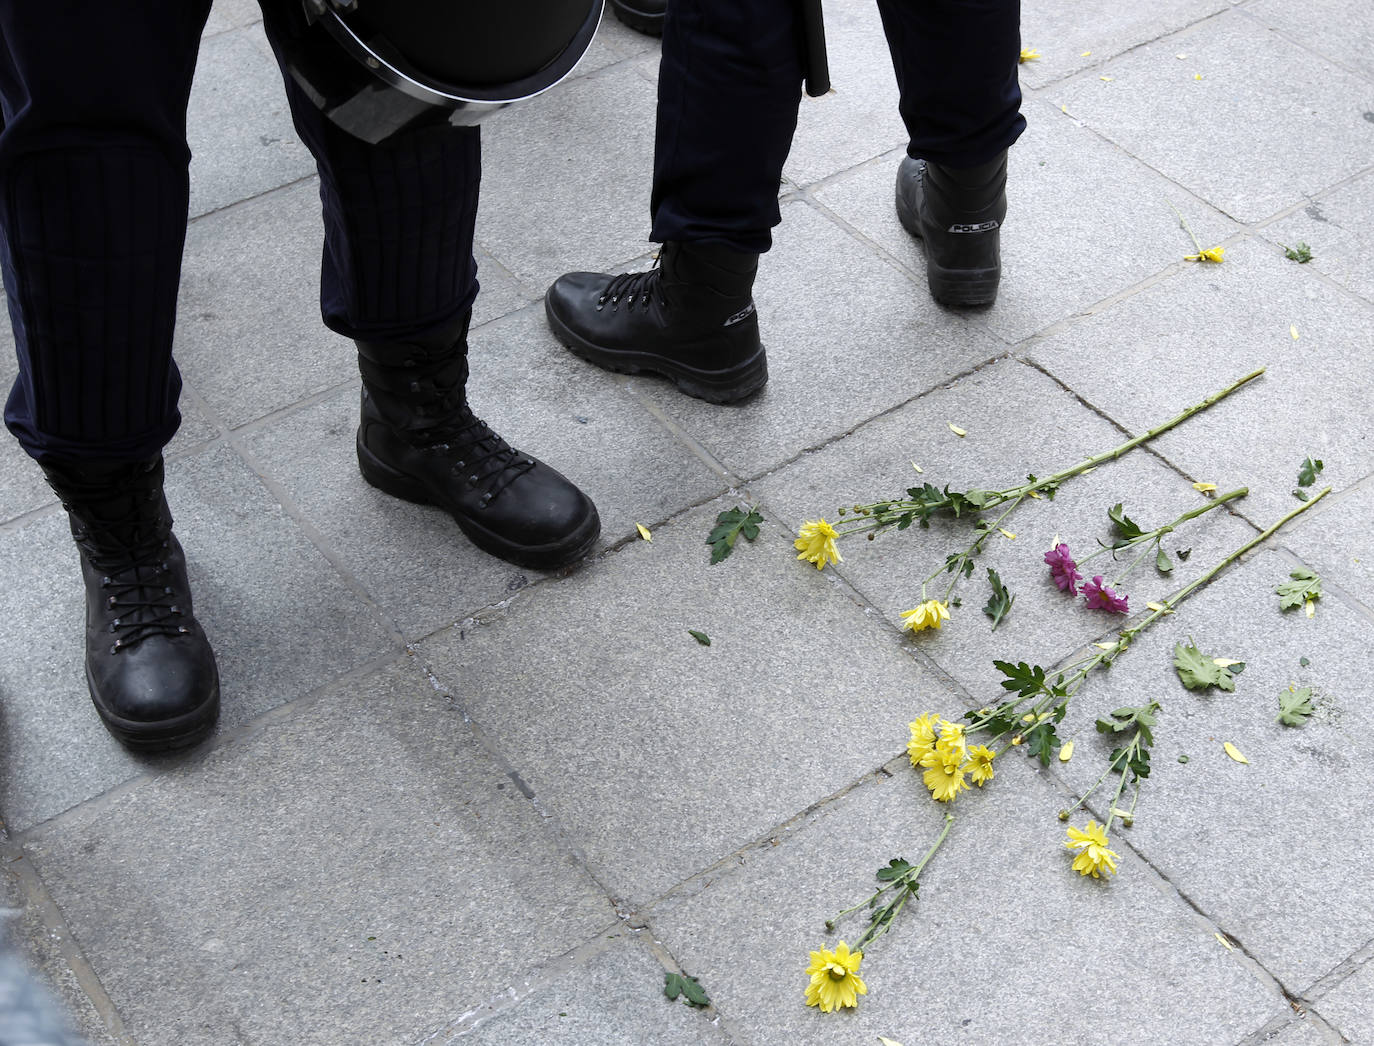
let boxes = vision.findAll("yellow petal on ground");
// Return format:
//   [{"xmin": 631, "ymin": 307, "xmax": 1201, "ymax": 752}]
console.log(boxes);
[
  {"xmin": 1305, "ymin": 598, "xmax": 1316, "ymax": 618},
  {"xmin": 910, "ymin": 461, "xmax": 924, "ymax": 473},
  {"xmin": 1215, "ymin": 933, "xmax": 1234, "ymax": 951},
  {"xmin": 1147, "ymin": 601, "xmax": 1169, "ymax": 613},
  {"xmin": 999, "ymin": 528, "xmax": 1016, "ymax": 540},
  {"xmin": 1193, "ymin": 482, "xmax": 1217, "ymax": 494},
  {"xmin": 1019, "ymin": 48, "xmax": 1040, "ymax": 63},
  {"xmin": 878, "ymin": 1038, "xmax": 905, "ymax": 1046},
  {"xmin": 1100, "ymin": 75, "xmax": 1114, "ymax": 82},
  {"xmin": 1081, "ymin": 466, "xmax": 1096, "ymax": 474},
  {"xmin": 1195, "ymin": 72, "xmax": 1203, "ymax": 80},
  {"xmin": 1059, "ymin": 741, "xmax": 1075, "ymax": 762},
  {"xmin": 1060, "ymin": 104, "xmax": 1069, "ymax": 113},
  {"xmin": 1080, "ymin": 50, "xmax": 1092, "ymax": 56},
  {"xmin": 1095, "ymin": 641, "xmax": 1118, "ymax": 651},
  {"xmin": 636, "ymin": 523, "xmax": 652, "ymax": 542},
  {"xmin": 1027, "ymin": 490, "xmax": 1043, "ymax": 499},
  {"xmin": 1176, "ymin": 53, "xmax": 1188, "ymax": 59},
  {"xmin": 1223, "ymin": 742, "xmax": 1249, "ymax": 764},
  {"xmin": 1212, "ymin": 658, "xmax": 1244, "ymax": 668},
  {"xmin": 948, "ymin": 422, "xmax": 967, "ymax": 437},
  {"xmin": 1291, "ymin": 324, "xmax": 1300, "ymax": 340}
]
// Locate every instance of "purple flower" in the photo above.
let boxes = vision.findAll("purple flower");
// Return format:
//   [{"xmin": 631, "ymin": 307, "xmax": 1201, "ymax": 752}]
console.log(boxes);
[
  {"xmin": 1082, "ymin": 576, "xmax": 1129, "ymax": 614},
  {"xmin": 1043, "ymin": 543, "xmax": 1083, "ymax": 595}
]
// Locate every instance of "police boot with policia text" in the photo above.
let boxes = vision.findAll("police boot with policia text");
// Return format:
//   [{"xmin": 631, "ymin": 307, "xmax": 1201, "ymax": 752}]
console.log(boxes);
[
  {"xmin": 896, "ymin": 150, "xmax": 1007, "ymax": 307},
  {"xmin": 544, "ymin": 241, "xmax": 767, "ymax": 404},
  {"xmin": 355, "ymin": 311, "xmax": 600, "ymax": 569},
  {"xmin": 40, "ymin": 456, "xmax": 221, "ymax": 752}
]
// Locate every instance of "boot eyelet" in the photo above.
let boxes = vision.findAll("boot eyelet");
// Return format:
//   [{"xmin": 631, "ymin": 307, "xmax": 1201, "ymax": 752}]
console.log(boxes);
[
  {"xmin": 111, "ymin": 619, "xmax": 121, "ymax": 628},
  {"xmin": 170, "ymin": 605, "xmax": 180, "ymax": 614},
  {"xmin": 101, "ymin": 576, "xmax": 111, "ymax": 586},
  {"xmin": 110, "ymin": 643, "xmax": 120, "ymax": 654},
  {"xmin": 468, "ymin": 475, "xmax": 479, "ymax": 484},
  {"xmin": 179, "ymin": 626, "xmax": 189, "ymax": 634},
  {"xmin": 107, "ymin": 596, "xmax": 117, "ymax": 608}
]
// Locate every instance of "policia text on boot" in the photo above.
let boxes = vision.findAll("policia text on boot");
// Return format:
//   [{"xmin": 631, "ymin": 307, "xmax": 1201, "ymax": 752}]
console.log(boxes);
[
  {"xmin": 0, "ymin": 0, "xmax": 604, "ymax": 751},
  {"xmin": 546, "ymin": 0, "xmax": 1022, "ymax": 399}
]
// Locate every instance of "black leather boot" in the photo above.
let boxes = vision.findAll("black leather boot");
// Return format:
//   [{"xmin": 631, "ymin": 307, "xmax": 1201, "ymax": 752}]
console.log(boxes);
[
  {"xmin": 41, "ymin": 456, "xmax": 220, "ymax": 752},
  {"xmin": 544, "ymin": 241, "xmax": 767, "ymax": 404},
  {"xmin": 895, "ymin": 151, "xmax": 1007, "ymax": 306},
  {"xmin": 355, "ymin": 311, "xmax": 600, "ymax": 569},
  {"xmin": 609, "ymin": 0, "xmax": 666, "ymax": 36}
]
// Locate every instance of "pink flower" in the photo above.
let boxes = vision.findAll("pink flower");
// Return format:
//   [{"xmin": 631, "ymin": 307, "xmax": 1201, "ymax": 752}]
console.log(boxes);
[
  {"xmin": 1082, "ymin": 576, "xmax": 1129, "ymax": 614},
  {"xmin": 1043, "ymin": 543, "xmax": 1083, "ymax": 595}
]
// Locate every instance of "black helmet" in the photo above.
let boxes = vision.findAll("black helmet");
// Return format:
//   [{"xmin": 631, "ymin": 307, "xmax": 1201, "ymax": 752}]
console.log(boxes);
[{"xmin": 265, "ymin": 0, "xmax": 605, "ymax": 143}]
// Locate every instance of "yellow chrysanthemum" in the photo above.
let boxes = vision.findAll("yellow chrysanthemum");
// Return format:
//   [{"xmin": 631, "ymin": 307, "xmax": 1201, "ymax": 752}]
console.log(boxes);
[
  {"xmin": 804, "ymin": 941, "xmax": 867, "ymax": 1013},
  {"xmin": 1064, "ymin": 820, "xmax": 1120, "ymax": 878},
  {"xmin": 919, "ymin": 744, "xmax": 969, "ymax": 802},
  {"xmin": 932, "ymin": 722, "xmax": 967, "ymax": 766},
  {"xmin": 900, "ymin": 599, "xmax": 950, "ymax": 633},
  {"xmin": 1019, "ymin": 47, "xmax": 1040, "ymax": 63},
  {"xmin": 907, "ymin": 714, "xmax": 938, "ymax": 767},
  {"xmin": 794, "ymin": 518, "xmax": 842, "ymax": 570},
  {"xmin": 1185, "ymin": 246, "xmax": 1225, "ymax": 263},
  {"xmin": 968, "ymin": 744, "xmax": 996, "ymax": 785}
]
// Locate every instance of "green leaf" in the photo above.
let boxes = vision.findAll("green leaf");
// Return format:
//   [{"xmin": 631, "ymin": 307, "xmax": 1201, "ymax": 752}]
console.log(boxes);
[
  {"xmin": 1156, "ymin": 546, "xmax": 1173, "ymax": 573},
  {"xmin": 705, "ymin": 506, "xmax": 764, "ymax": 564},
  {"xmin": 1276, "ymin": 567, "xmax": 1322, "ymax": 611},
  {"xmin": 875, "ymin": 857, "xmax": 912, "ymax": 882},
  {"xmin": 982, "ymin": 567, "xmax": 1015, "ymax": 631},
  {"xmin": 1277, "ymin": 685, "xmax": 1315, "ymax": 726},
  {"xmin": 1108, "ymin": 502, "xmax": 1145, "ymax": 541},
  {"xmin": 1173, "ymin": 640, "xmax": 1237, "ymax": 692},
  {"xmin": 1292, "ymin": 489, "xmax": 1310, "ymax": 503},
  {"xmin": 1299, "ymin": 656, "xmax": 1310, "ymax": 667},
  {"xmin": 688, "ymin": 630, "xmax": 711, "ymax": 646},
  {"xmin": 1280, "ymin": 241, "xmax": 1313, "ymax": 263},
  {"xmin": 1297, "ymin": 456, "xmax": 1323, "ymax": 487},
  {"xmin": 1176, "ymin": 548, "xmax": 1192, "ymax": 561},
  {"xmin": 1025, "ymin": 722, "xmax": 1061, "ymax": 767},
  {"xmin": 664, "ymin": 972, "xmax": 709, "ymax": 1008},
  {"xmin": 994, "ymin": 660, "xmax": 1050, "ymax": 699}
]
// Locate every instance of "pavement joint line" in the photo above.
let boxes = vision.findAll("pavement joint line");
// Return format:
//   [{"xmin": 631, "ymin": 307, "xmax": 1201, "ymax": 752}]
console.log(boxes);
[
  {"xmin": 186, "ymin": 170, "xmax": 319, "ymax": 229},
  {"xmin": 1, "ymin": 843, "xmax": 136, "ymax": 1045},
  {"xmin": 619, "ymin": 384, "xmax": 743, "ymax": 486},
  {"xmin": 215, "ymin": 373, "xmax": 357, "ymax": 440},
  {"xmin": 1236, "ymin": 1010, "xmax": 1346, "ymax": 1046},
  {"xmin": 1249, "ymin": 165, "xmax": 1374, "ymax": 232},
  {"xmin": 1233, "ymin": 3, "xmax": 1374, "ymax": 87},
  {"xmin": 1298, "ymin": 934, "xmax": 1374, "ymax": 1006},
  {"xmin": 180, "ymin": 381, "xmax": 410, "ymax": 646}
]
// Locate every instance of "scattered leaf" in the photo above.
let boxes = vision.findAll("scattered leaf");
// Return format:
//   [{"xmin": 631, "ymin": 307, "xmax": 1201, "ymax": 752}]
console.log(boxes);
[
  {"xmin": 1156, "ymin": 546, "xmax": 1174, "ymax": 573},
  {"xmin": 688, "ymin": 629, "xmax": 711, "ymax": 646},
  {"xmin": 1223, "ymin": 741, "xmax": 1249, "ymax": 764},
  {"xmin": 1276, "ymin": 567, "xmax": 1321, "ymax": 611},
  {"xmin": 1174, "ymin": 639, "xmax": 1238, "ymax": 691},
  {"xmin": 948, "ymin": 422, "xmax": 967, "ymax": 437},
  {"xmin": 664, "ymin": 972, "xmax": 710, "ymax": 1008},
  {"xmin": 1058, "ymin": 741, "xmax": 1075, "ymax": 762},
  {"xmin": 1277, "ymin": 685, "xmax": 1315, "ymax": 726},
  {"xmin": 636, "ymin": 523, "xmax": 652, "ymax": 542},
  {"xmin": 982, "ymin": 567, "xmax": 1016, "ymax": 631},
  {"xmin": 1299, "ymin": 656, "xmax": 1310, "ymax": 667},
  {"xmin": 705, "ymin": 505, "xmax": 763, "ymax": 565},
  {"xmin": 1178, "ymin": 754, "xmax": 1190, "ymax": 764},
  {"xmin": 1296, "ymin": 457, "xmax": 1323, "ymax": 487},
  {"xmin": 1280, "ymin": 242, "xmax": 1312, "ymax": 263}
]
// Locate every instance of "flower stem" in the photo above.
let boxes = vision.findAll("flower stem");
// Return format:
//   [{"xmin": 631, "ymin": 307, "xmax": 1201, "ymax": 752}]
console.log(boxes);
[{"xmin": 850, "ymin": 812, "xmax": 955, "ymax": 951}]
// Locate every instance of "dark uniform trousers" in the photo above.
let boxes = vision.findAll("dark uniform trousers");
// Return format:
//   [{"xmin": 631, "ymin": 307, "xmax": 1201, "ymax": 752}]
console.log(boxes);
[
  {"xmin": 651, "ymin": 0, "xmax": 1025, "ymax": 252},
  {"xmin": 0, "ymin": 0, "xmax": 1022, "ymax": 464},
  {"xmin": 0, "ymin": 0, "xmax": 481, "ymax": 464}
]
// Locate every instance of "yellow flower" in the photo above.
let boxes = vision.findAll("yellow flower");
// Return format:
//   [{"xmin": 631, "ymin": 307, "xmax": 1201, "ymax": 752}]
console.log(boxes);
[
  {"xmin": 1019, "ymin": 47, "xmax": 1040, "ymax": 62},
  {"xmin": 1064, "ymin": 820, "xmax": 1120, "ymax": 878},
  {"xmin": 932, "ymin": 721, "xmax": 967, "ymax": 764},
  {"xmin": 794, "ymin": 518, "xmax": 842, "ymax": 570},
  {"xmin": 919, "ymin": 743, "xmax": 969, "ymax": 802},
  {"xmin": 804, "ymin": 941, "xmax": 867, "ymax": 1012},
  {"xmin": 900, "ymin": 599, "xmax": 950, "ymax": 633},
  {"xmin": 1185, "ymin": 246, "xmax": 1225, "ymax": 263},
  {"xmin": 968, "ymin": 744, "xmax": 996, "ymax": 785},
  {"xmin": 907, "ymin": 714, "xmax": 938, "ymax": 767}
]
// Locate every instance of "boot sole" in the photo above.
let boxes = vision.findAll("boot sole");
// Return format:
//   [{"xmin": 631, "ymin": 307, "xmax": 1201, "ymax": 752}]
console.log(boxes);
[
  {"xmin": 90, "ymin": 676, "xmax": 221, "ymax": 753},
  {"xmin": 545, "ymin": 299, "xmax": 768, "ymax": 405},
  {"xmin": 610, "ymin": 2, "xmax": 664, "ymax": 35},
  {"xmin": 896, "ymin": 183, "xmax": 1000, "ymax": 308},
  {"xmin": 356, "ymin": 438, "xmax": 600, "ymax": 570}
]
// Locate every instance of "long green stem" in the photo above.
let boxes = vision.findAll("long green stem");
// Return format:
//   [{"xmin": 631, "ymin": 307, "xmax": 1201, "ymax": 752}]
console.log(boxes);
[{"xmin": 852, "ymin": 812, "xmax": 955, "ymax": 950}]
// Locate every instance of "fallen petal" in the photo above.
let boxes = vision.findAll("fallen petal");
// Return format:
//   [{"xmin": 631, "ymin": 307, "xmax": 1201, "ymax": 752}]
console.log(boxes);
[{"xmin": 1223, "ymin": 742, "xmax": 1249, "ymax": 764}]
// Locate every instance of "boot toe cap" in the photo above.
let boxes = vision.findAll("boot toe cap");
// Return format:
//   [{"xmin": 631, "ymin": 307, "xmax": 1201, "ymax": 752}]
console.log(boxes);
[{"xmin": 88, "ymin": 632, "xmax": 220, "ymax": 749}]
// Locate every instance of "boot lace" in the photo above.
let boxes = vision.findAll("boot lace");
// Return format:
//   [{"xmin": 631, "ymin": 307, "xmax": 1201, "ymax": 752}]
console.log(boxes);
[
  {"xmin": 71, "ymin": 498, "xmax": 192, "ymax": 655},
  {"xmin": 406, "ymin": 379, "xmax": 536, "ymax": 505},
  {"xmin": 598, "ymin": 257, "xmax": 664, "ymax": 312}
]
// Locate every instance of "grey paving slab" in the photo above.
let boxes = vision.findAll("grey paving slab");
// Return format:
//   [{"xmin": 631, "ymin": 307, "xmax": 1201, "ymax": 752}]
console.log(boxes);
[
  {"xmin": 1282, "ymin": 480, "xmax": 1374, "ymax": 618},
  {"xmin": 751, "ymin": 357, "xmax": 1258, "ymax": 700},
  {"xmin": 1313, "ymin": 959, "xmax": 1374, "ymax": 1043},
  {"xmin": 1055, "ymin": 549, "xmax": 1374, "ymax": 992},
  {"xmin": 446, "ymin": 934, "xmax": 732, "ymax": 1046},
  {"xmin": 418, "ymin": 495, "xmax": 964, "ymax": 908},
  {"xmin": 188, "ymin": 23, "xmax": 316, "ymax": 219},
  {"xmin": 472, "ymin": 245, "xmax": 541, "ymax": 328},
  {"xmin": 1052, "ymin": 11, "xmax": 1374, "ymax": 223},
  {"xmin": 1262, "ymin": 169, "xmax": 1374, "ymax": 306},
  {"xmin": 0, "ymin": 444, "xmax": 394, "ymax": 832},
  {"xmin": 1016, "ymin": 0, "xmax": 1231, "ymax": 89},
  {"xmin": 1027, "ymin": 238, "xmax": 1374, "ymax": 525},
  {"xmin": 814, "ymin": 102, "xmax": 1241, "ymax": 344},
  {"xmin": 628, "ymin": 199, "xmax": 1005, "ymax": 480},
  {"xmin": 1246, "ymin": 0, "xmax": 1374, "ymax": 84},
  {"xmin": 244, "ymin": 306, "xmax": 725, "ymax": 638},
  {"xmin": 176, "ymin": 180, "xmax": 352, "ymax": 430},
  {"xmin": 1265, "ymin": 1016, "xmax": 1341, "ymax": 1046},
  {"xmin": 784, "ymin": 0, "xmax": 906, "ymax": 188},
  {"xmin": 477, "ymin": 63, "xmax": 658, "ymax": 293},
  {"xmin": 592, "ymin": 9, "xmax": 665, "ymax": 61},
  {"xmin": 203, "ymin": 0, "xmax": 260, "ymax": 37},
  {"xmin": 646, "ymin": 753, "xmax": 1287, "ymax": 1045},
  {"xmin": 16, "ymin": 657, "xmax": 617, "ymax": 1046}
]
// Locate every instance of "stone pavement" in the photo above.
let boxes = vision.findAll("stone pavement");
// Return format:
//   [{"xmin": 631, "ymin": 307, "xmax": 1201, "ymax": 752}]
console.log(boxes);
[{"xmin": 2, "ymin": 0, "xmax": 1372, "ymax": 1042}]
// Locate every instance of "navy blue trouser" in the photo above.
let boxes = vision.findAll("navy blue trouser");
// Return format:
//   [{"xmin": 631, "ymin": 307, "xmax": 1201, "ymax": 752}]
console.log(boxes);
[
  {"xmin": 0, "ymin": 1, "xmax": 481, "ymax": 463},
  {"xmin": 651, "ymin": 0, "xmax": 1025, "ymax": 253}
]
